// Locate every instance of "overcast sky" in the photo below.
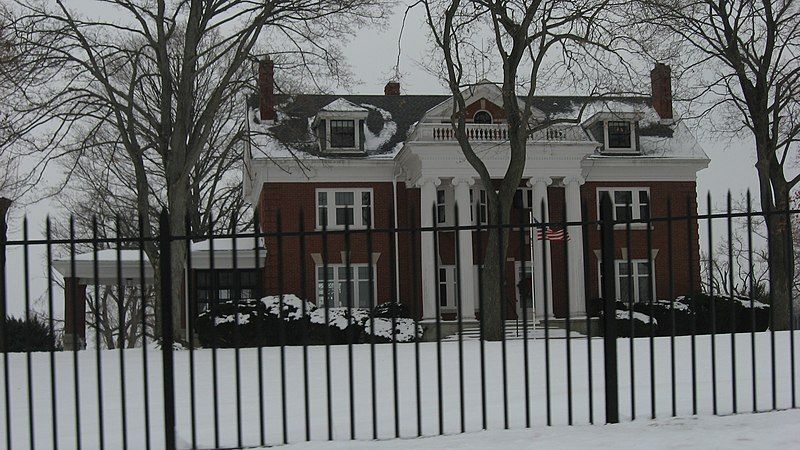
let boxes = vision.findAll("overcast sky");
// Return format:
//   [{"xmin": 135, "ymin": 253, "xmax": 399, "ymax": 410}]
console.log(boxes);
[{"xmin": 3, "ymin": 1, "xmax": 763, "ymax": 319}]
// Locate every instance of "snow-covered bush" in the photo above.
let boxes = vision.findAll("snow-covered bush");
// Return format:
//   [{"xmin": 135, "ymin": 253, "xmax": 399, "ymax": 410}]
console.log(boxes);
[
  {"xmin": 371, "ymin": 301, "xmax": 412, "ymax": 319},
  {"xmin": 630, "ymin": 299, "xmax": 694, "ymax": 336},
  {"xmin": 681, "ymin": 293, "xmax": 770, "ymax": 333},
  {"xmin": 195, "ymin": 296, "xmax": 421, "ymax": 347},
  {"xmin": 602, "ymin": 309, "xmax": 658, "ymax": 337}
]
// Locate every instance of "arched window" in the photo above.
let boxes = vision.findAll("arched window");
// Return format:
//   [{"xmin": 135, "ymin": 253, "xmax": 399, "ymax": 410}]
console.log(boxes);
[{"xmin": 473, "ymin": 110, "xmax": 493, "ymax": 124}]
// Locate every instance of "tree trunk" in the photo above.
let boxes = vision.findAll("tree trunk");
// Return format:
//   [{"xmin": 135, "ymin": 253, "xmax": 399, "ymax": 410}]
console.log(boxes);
[
  {"xmin": 765, "ymin": 197, "xmax": 794, "ymax": 330},
  {"xmin": 481, "ymin": 226, "xmax": 505, "ymax": 341},
  {"xmin": 168, "ymin": 179, "xmax": 189, "ymax": 344}
]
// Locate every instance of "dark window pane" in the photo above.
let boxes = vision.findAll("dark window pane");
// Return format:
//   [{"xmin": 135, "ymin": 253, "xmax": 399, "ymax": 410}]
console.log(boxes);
[
  {"xmin": 336, "ymin": 207, "xmax": 354, "ymax": 225},
  {"xmin": 330, "ymin": 120, "xmax": 356, "ymax": 148},
  {"xmin": 335, "ymin": 191, "xmax": 354, "ymax": 205},
  {"xmin": 607, "ymin": 121, "xmax": 632, "ymax": 148}
]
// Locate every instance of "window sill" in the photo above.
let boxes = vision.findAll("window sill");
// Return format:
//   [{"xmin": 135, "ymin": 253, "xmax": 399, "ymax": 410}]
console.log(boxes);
[
  {"xmin": 595, "ymin": 223, "xmax": 653, "ymax": 231},
  {"xmin": 315, "ymin": 226, "xmax": 369, "ymax": 232}
]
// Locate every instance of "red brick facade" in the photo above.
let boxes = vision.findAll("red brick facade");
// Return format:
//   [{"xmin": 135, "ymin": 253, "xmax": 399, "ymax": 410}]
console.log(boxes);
[{"xmin": 257, "ymin": 179, "xmax": 702, "ymax": 320}]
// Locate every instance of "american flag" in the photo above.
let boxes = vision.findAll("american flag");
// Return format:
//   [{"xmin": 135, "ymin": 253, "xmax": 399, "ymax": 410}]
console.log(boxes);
[{"xmin": 534, "ymin": 226, "xmax": 568, "ymax": 241}]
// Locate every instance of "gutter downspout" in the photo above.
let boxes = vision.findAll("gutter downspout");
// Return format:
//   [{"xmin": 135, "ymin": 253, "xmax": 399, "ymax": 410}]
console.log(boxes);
[{"xmin": 392, "ymin": 165, "xmax": 403, "ymax": 302}]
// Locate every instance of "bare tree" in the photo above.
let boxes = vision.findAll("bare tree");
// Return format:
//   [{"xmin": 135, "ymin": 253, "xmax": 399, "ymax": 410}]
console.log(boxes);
[
  {"xmin": 11, "ymin": 0, "xmax": 385, "ymax": 338},
  {"xmin": 420, "ymin": 0, "xmax": 627, "ymax": 339},
  {"xmin": 634, "ymin": 0, "xmax": 800, "ymax": 328}
]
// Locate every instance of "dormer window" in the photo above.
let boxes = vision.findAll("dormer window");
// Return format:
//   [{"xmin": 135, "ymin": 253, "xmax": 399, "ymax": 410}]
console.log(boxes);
[
  {"xmin": 607, "ymin": 121, "xmax": 632, "ymax": 149},
  {"xmin": 474, "ymin": 110, "xmax": 493, "ymax": 124},
  {"xmin": 330, "ymin": 119, "xmax": 356, "ymax": 148}
]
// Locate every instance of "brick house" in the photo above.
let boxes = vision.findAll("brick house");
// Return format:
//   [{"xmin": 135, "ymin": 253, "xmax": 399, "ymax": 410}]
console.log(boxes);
[{"xmin": 244, "ymin": 60, "xmax": 709, "ymax": 329}]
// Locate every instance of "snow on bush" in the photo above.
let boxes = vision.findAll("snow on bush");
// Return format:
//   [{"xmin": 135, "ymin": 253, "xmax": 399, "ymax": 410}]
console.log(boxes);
[
  {"xmin": 214, "ymin": 313, "xmax": 251, "ymax": 326},
  {"xmin": 616, "ymin": 310, "xmax": 658, "ymax": 326},
  {"xmin": 260, "ymin": 294, "xmax": 317, "ymax": 321},
  {"xmin": 310, "ymin": 307, "xmax": 371, "ymax": 330},
  {"xmin": 363, "ymin": 318, "xmax": 421, "ymax": 342}
]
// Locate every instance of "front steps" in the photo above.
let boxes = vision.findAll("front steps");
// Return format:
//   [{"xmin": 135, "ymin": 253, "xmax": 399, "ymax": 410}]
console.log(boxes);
[{"xmin": 440, "ymin": 319, "xmax": 587, "ymax": 341}]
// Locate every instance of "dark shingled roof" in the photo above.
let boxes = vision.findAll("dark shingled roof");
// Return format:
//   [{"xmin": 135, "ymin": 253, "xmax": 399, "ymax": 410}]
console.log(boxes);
[{"xmin": 248, "ymin": 93, "xmax": 673, "ymax": 155}]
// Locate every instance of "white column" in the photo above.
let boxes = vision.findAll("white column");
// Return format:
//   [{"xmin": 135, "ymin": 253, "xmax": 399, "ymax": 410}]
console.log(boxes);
[
  {"xmin": 452, "ymin": 177, "xmax": 476, "ymax": 321},
  {"xmin": 529, "ymin": 177, "xmax": 554, "ymax": 319},
  {"xmin": 565, "ymin": 176, "xmax": 587, "ymax": 316},
  {"xmin": 419, "ymin": 177, "xmax": 440, "ymax": 320}
]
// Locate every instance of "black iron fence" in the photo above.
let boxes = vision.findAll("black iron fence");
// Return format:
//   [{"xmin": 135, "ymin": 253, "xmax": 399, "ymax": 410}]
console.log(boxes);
[{"xmin": 0, "ymin": 192, "xmax": 798, "ymax": 449}]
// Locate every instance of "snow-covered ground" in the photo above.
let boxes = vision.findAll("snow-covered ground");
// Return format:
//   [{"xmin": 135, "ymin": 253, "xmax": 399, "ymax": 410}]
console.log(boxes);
[
  {"xmin": 277, "ymin": 409, "xmax": 800, "ymax": 449},
  {"xmin": 1, "ymin": 331, "xmax": 798, "ymax": 450}
]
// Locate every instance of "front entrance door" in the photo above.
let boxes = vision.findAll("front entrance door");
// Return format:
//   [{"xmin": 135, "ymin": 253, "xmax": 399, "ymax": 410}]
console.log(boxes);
[{"xmin": 515, "ymin": 262, "xmax": 535, "ymax": 320}]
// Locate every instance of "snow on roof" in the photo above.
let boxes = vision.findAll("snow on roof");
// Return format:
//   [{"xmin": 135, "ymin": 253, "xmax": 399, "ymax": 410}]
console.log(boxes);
[
  {"xmin": 362, "ymin": 104, "xmax": 397, "ymax": 151},
  {"xmin": 319, "ymin": 98, "xmax": 368, "ymax": 113},
  {"xmin": 190, "ymin": 237, "xmax": 264, "ymax": 251}
]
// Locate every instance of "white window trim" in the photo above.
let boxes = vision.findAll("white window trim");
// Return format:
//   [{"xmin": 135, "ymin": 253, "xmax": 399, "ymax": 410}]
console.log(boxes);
[
  {"xmin": 603, "ymin": 120, "xmax": 637, "ymax": 153},
  {"xmin": 315, "ymin": 263, "xmax": 376, "ymax": 308},
  {"xmin": 326, "ymin": 119, "xmax": 360, "ymax": 151},
  {"xmin": 437, "ymin": 265, "xmax": 458, "ymax": 310},
  {"xmin": 596, "ymin": 187, "xmax": 650, "ymax": 229},
  {"xmin": 315, "ymin": 188, "xmax": 374, "ymax": 230},
  {"xmin": 597, "ymin": 259, "xmax": 656, "ymax": 303}
]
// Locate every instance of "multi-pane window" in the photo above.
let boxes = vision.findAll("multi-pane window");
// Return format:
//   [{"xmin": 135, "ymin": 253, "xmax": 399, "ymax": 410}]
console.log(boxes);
[
  {"xmin": 330, "ymin": 119, "xmax": 356, "ymax": 148},
  {"xmin": 195, "ymin": 269, "xmax": 259, "ymax": 311},
  {"xmin": 436, "ymin": 189, "xmax": 447, "ymax": 224},
  {"xmin": 316, "ymin": 264, "xmax": 375, "ymax": 308},
  {"xmin": 607, "ymin": 121, "xmax": 632, "ymax": 149},
  {"xmin": 470, "ymin": 188, "xmax": 487, "ymax": 224},
  {"xmin": 438, "ymin": 266, "xmax": 458, "ymax": 308},
  {"xmin": 600, "ymin": 260, "xmax": 653, "ymax": 303},
  {"xmin": 316, "ymin": 188, "xmax": 373, "ymax": 229},
  {"xmin": 473, "ymin": 110, "xmax": 493, "ymax": 124},
  {"xmin": 597, "ymin": 188, "xmax": 650, "ymax": 222}
]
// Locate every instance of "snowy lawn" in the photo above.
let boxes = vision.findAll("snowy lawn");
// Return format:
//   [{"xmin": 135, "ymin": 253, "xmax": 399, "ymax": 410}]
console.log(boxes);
[
  {"xmin": 276, "ymin": 409, "xmax": 800, "ymax": 449},
  {"xmin": 1, "ymin": 331, "xmax": 798, "ymax": 449}
]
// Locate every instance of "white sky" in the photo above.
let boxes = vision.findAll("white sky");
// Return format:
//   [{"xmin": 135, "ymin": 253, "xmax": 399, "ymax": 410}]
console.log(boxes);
[{"xmin": 3, "ymin": 1, "xmax": 762, "ymax": 319}]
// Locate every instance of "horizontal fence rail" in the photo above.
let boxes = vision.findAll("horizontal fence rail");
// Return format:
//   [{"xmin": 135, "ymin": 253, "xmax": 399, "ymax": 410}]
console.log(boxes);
[{"xmin": 0, "ymin": 192, "xmax": 798, "ymax": 449}]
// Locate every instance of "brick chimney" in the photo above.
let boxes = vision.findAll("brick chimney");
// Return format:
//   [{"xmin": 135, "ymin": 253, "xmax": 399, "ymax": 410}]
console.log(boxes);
[
  {"xmin": 650, "ymin": 63, "xmax": 673, "ymax": 120},
  {"xmin": 384, "ymin": 81, "xmax": 400, "ymax": 96},
  {"xmin": 258, "ymin": 57, "xmax": 276, "ymax": 121}
]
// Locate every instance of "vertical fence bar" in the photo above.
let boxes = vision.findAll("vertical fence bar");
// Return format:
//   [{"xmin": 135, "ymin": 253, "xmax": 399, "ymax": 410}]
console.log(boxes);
[
  {"xmin": 540, "ymin": 199, "xmax": 552, "ymax": 426},
  {"xmin": 275, "ymin": 212, "xmax": 288, "ymax": 444},
  {"xmin": 254, "ymin": 214, "xmax": 266, "ymax": 445},
  {"xmin": 786, "ymin": 205, "xmax": 796, "ymax": 408},
  {"xmin": 23, "ymin": 218, "xmax": 35, "ymax": 450},
  {"xmin": 707, "ymin": 193, "xmax": 718, "ymax": 415},
  {"xmin": 388, "ymin": 205, "xmax": 400, "ymax": 438},
  {"xmin": 475, "ymin": 205, "xmax": 487, "ymax": 431},
  {"xmin": 517, "ymin": 204, "xmax": 530, "ymax": 428},
  {"xmin": 45, "ymin": 218, "xmax": 58, "ymax": 450},
  {"xmin": 387, "ymin": 206, "xmax": 400, "ymax": 439},
  {"xmin": 184, "ymin": 215, "xmax": 197, "ymax": 449},
  {"xmin": 668, "ymin": 198, "xmax": 677, "ymax": 417},
  {"xmin": 407, "ymin": 206, "xmax": 422, "ymax": 437},
  {"xmin": 321, "ymin": 217, "xmax": 333, "ymax": 440},
  {"xmin": 139, "ymin": 216, "xmax": 151, "ymax": 450},
  {"xmin": 563, "ymin": 202, "xmax": 573, "ymax": 426},
  {"xmin": 686, "ymin": 196, "xmax": 697, "ymax": 415},
  {"xmin": 367, "ymin": 211, "xmax": 377, "ymax": 440},
  {"xmin": 231, "ymin": 223, "xmax": 243, "ymax": 448},
  {"xmin": 646, "ymin": 200, "xmax": 656, "ymax": 420},
  {"xmin": 343, "ymin": 219, "xmax": 355, "ymax": 440},
  {"xmin": 454, "ymin": 204, "xmax": 466, "ymax": 434},
  {"xmin": 159, "ymin": 211, "xmax": 176, "ymax": 450},
  {"xmin": 114, "ymin": 217, "xmax": 127, "ymax": 449},
  {"xmin": 0, "ymin": 202, "xmax": 8, "ymax": 450},
  {"xmin": 69, "ymin": 218, "xmax": 83, "ymax": 450},
  {"xmin": 298, "ymin": 211, "xmax": 311, "ymax": 442},
  {"xmin": 209, "ymin": 215, "xmax": 220, "ymax": 448},
  {"xmin": 92, "ymin": 218, "xmax": 105, "ymax": 450},
  {"xmin": 726, "ymin": 193, "xmax": 737, "ymax": 414},
  {"xmin": 625, "ymin": 202, "xmax": 635, "ymax": 420},
  {"xmin": 746, "ymin": 192, "xmax": 756, "ymax": 412},
  {"xmin": 599, "ymin": 192, "xmax": 619, "ymax": 424},
  {"xmin": 431, "ymin": 205, "xmax": 443, "ymax": 436},
  {"xmin": 582, "ymin": 200, "xmax": 594, "ymax": 425},
  {"xmin": 498, "ymin": 207, "xmax": 509, "ymax": 431}
]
